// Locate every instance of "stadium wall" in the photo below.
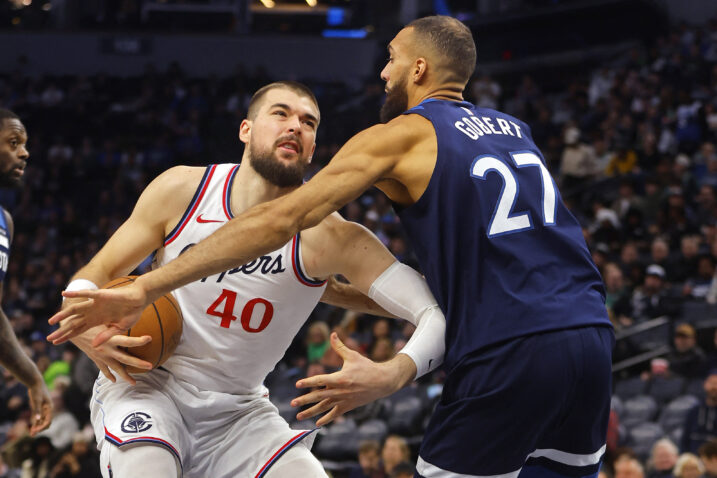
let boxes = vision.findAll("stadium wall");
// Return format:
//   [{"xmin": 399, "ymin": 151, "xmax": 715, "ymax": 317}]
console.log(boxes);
[{"xmin": 2, "ymin": 32, "xmax": 378, "ymax": 86}]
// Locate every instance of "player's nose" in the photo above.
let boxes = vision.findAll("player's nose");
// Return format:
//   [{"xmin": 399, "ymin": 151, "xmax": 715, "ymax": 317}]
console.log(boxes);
[
  {"xmin": 285, "ymin": 114, "xmax": 301, "ymax": 133},
  {"xmin": 380, "ymin": 64, "xmax": 389, "ymax": 82},
  {"xmin": 18, "ymin": 145, "xmax": 29, "ymax": 161}
]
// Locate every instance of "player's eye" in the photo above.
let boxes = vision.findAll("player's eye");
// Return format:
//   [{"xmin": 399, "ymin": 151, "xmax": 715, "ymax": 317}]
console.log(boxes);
[
  {"xmin": 9, "ymin": 139, "xmax": 17, "ymax": 148},
  {"xmin": 303, "ymin": 120, "xmax": 316, "ymax": 129},
  {"xmin": 273, "ymin": 110, "xmax": 287, "ymax": 117}
]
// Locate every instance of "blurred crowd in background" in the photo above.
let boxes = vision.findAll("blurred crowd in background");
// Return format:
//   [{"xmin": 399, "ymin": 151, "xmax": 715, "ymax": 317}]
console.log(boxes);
[{"xmin": 0, "ymin": 15, "xmax": 717, "ymax": 478}]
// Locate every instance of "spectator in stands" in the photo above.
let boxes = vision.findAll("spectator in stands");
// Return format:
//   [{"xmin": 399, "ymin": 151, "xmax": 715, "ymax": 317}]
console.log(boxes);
[
  {"xmin": 647, "ymin": 438, "xmax": 679, "ymax": 478},
  {"xmin": 389, "ymin": 462, "xmax": 415, "ymax": 478},
  {"xmin": 625, "ymin": 264, "xmax": 678, "ymax": 324},
  {"xmin": 698, "ymin": 440, "xmax": 717, "ymax": 478},
  {"xmin": 673, "ymin": 236, "xmax": 702, "ymax": 284},
  {"xmin": 306, "ymin": 321, "xmax": 330, "ymax": 364},
  {"xmin": 381, "ymin": 436, "xmax": 410, "ymax": 477},
  {"xmin": 684, "ymin": 255, "xmax": 717, "ymax": 300},
  {"xmin": 47, "ymin": 432, "xmax": 100, "ymax": 478},
  {"xmin": 604, "ymin": 262, "xmax": 631, "ymax": 326},
  {"xmin": 613, "ymin": 180, "xmax": 645, "ymax": 221},
  {"xmin": 370, "ymin": 337, "xmax": 395, "ymax": 362},
  {"xmin": 20, "ymin": 436, "xmax": 55, "ymax": 478},
  {"xmin": 651, "ymin": 240, "xmax": 672, "ymax": 275},
  {"xmin": 349, "ymin": 440, "xmax": 385, "ymax": 478},
  {"xmin": 681, "ymin": 370, "xmax": 717, "ymax": 453},
  {"xmin": 560, "ymin": 126, "xmax": 599, "ymax": 192},
  {"xmin": 606, "ymin": 140, "xmax": 638, "ymax": 176},
  {"xmin": 673, "ymin": 453, "xmax": 704, "ymax": 478},
  {"xmin": 615, "ymin": 457, "xmax": 645, "ymax": 478},
  {"xmin": 668, "ymin": 324, "xmax": 707, "ymax": 378}
]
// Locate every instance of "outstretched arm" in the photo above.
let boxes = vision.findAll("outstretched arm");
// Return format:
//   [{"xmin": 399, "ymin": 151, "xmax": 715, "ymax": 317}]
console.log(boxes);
[{"xmin": 50, "ymin": 119, "xmax": 422, "ymax": 343}]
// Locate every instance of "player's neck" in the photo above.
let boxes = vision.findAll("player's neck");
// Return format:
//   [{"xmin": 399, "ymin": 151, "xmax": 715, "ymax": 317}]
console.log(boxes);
[
  {"xmin": 409, "ymin": 83, "xmax": 465, "ymax": 108},
  {"xmin": 230, "ymin": 163, "xmax": 298, "ymax": 214}
]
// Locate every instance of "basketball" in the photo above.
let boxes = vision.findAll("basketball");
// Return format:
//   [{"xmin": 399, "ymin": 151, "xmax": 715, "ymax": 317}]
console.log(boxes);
[{"xmin": 103, "ymin": 276, "xmax": 183, "ymax": 374}]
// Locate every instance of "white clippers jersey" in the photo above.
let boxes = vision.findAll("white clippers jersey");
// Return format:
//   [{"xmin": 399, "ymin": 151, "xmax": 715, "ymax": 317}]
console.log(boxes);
[{"xmin": 154, "ymin": 163, "xmax": 327, "ymax": 395}]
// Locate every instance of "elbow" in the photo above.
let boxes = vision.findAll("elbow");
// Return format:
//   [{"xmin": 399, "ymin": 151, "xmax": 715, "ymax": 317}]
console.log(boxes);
[{"xmin": 264, "ymin": 209, "xmax": 302, "ymax": 244}]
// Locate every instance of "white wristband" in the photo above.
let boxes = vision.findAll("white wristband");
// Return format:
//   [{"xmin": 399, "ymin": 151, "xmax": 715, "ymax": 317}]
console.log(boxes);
[{"xmin": 64, "ymin": 279, "xmax": 99, "ymax": 300}]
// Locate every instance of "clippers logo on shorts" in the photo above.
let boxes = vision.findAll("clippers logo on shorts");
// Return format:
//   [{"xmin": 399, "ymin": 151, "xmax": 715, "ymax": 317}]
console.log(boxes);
[{"xmin": 121, "ymin": 412, "xmax": 153, "ymax": 433}]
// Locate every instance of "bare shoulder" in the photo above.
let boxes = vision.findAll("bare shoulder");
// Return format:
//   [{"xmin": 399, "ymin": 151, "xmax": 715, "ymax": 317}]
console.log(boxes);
[
  {"xmin": 143, "ymin": 166, "xmax": 205, "ymax": 205},
  {"xmin": 356, "ymin": 114, "xmax": 434, "ymax": 153},
  {"xmin": 134, "ymin": 166, "xmax": 208, "ymax": 226}
]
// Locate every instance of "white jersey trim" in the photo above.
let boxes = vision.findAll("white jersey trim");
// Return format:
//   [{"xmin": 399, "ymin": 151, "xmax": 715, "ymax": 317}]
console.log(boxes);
[
  {"xmin": 527, "ymin": 444, "xmax": 606, "ymax": 467},
  {"xmin": 417, "ymin": 456, "xmax": 521, "ymax": 478}
]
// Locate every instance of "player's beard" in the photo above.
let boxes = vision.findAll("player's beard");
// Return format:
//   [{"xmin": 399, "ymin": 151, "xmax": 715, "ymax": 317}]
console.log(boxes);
[
  {"xmin": 249, "ymin": 137, "xmax": 307, "ymax": 188},
  {"xmin": 0, "ymin": 161, "xmax": 24, "ymax": 189},
  {"xmin": 380, "ymin": 74, "xmax": 409, "ymax": 123}
]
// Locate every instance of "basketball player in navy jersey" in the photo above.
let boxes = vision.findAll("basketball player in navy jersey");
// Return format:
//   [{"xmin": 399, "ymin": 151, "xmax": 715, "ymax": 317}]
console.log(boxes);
[
  {"xmin": 51, "ymin": 16, "xmax": 614, "ymax": 478},
  {"xmin": 0, "ymin": 109, "xmax": 52, "ymax": 435}
]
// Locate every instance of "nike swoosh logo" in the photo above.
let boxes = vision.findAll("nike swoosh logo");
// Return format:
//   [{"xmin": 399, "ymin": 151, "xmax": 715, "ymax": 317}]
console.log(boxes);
[{"xmin": 196, "ymin": 214, "xmax": 224, "ymax": 224}]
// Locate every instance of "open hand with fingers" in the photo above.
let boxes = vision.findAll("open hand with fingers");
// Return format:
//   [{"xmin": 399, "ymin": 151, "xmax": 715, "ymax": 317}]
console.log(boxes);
[
  {"xmin": 71, "ymin": 325, "xmax": 153, "ymax": 386},
  {"xmin": 47, "ymin": 283, "xmax": 149, "ymax": 346},
  {"xmin": 292, "ymin": 332, "xmax": 417, "ymax": 426}
]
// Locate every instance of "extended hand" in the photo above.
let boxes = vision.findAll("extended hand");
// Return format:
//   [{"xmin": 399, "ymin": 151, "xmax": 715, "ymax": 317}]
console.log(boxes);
[
  {"xmin": 291, "ymin": 333, "xmax": 415, "ymax": 426},
  {"xmin": 47, "ymin": 283, "xmax": 149, "ymax": 345},
  {"xmin": 27, "ymin": 380, "xmax": 52, "ymax": 436}
]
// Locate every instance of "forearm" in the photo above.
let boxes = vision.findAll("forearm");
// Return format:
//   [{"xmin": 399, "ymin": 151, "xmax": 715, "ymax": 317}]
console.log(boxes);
[
  {"xmin": 385, "ymin": 352, "xmax": 418, "ymax": 390},
  {"xmin": 368, "ymin": 262, "xmax": 445, "ymax": 378},
  {"xmin": 138, "ymin": 201, "xmax": 298, "ymax": 301},
  {"xmin": 320, "ymin": 278, "xmax": 396, "ymax": 318},
  {"xmin": 0, "ymin": 310, "xmax": 43, "ymax": 387}
]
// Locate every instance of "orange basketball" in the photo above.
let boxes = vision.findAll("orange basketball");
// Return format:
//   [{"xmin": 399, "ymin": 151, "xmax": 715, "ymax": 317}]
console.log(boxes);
[{"xmin": 103, "ymin": 276, "xmax": 183, "ymax": 374}]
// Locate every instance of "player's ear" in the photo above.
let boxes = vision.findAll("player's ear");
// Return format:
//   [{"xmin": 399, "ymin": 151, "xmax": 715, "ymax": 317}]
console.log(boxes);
[
  {"xmin": 239, "ymin": 119, "xmax": 251, "ymax": 144},
  {"xmin": 414, "ymin": 58, "xmax": 428, "ymax": 83}
]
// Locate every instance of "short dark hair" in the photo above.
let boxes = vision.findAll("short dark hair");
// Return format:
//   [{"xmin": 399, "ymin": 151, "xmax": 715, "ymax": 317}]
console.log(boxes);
[
  {"xmin": 358, "ymin": 440, "xmax": 380, "ymax": 455},
  {"xmin": 247, "ymin": 81, "xmax": 319, "ymax": 122},
  {"xmin": 700, "ymin": 439, "xmax": 717, "ymax": 458},
  {"xmin": 0, "ymin": 108, "xmax": 20, "ymax": 130},
  {"xmin": 406, "ymin": 15, "xmax": 477, "ymax": 85}
]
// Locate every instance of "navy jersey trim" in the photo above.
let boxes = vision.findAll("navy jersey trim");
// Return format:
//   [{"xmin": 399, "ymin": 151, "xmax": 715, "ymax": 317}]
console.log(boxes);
[
  {"xmin": 164, "ymin": 165, "xmax": 216, "ymax": 246},
  {"xmin": 291, "ymin": 234, "xmax": 327, "ymax": 287},
  {"xmin": 223, "ymin": 164, "xmax": 240, "ymax": 219}
]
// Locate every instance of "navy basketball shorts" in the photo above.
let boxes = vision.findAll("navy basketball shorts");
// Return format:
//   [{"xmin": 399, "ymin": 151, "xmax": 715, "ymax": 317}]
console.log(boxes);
[{"xmin": 417, "ymin": 325, "xmax": 614, "ymax": 478}]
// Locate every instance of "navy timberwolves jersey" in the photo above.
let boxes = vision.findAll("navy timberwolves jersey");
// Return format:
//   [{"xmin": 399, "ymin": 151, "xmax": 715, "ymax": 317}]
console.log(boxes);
[
  {"xmin": 0, "ymin": 209, "xmax": 10, "ymax": 282},
  {"xmin": 397, "ymin": 99, "xmax": 611, "ymax": 372}
]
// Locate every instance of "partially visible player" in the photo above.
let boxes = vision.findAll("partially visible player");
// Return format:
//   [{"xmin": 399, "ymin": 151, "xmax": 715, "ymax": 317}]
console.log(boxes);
[
  {"xmin": 0, "ymin": 109, "xmax": 52, "ymax": 435},
  {"xmin": 58, "ymin": 82, "xmax": 444, "ymax": 478},
  {"xmin": 50, "ymin": 16, "xmax": 613, "ymax": 478}
]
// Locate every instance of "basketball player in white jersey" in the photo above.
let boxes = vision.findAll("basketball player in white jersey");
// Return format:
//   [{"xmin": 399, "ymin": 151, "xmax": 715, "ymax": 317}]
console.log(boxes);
[{"xmin": 57, "ymin": 82, "xmax": 445, "ymax": 478}]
